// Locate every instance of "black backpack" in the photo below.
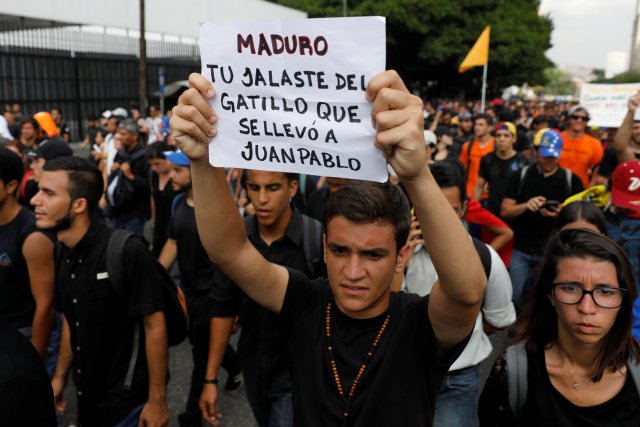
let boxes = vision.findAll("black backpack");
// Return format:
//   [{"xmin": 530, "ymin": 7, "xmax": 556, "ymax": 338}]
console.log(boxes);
[
  {"xmin": 106, "ymin": 229, "xmax": 188, "ymax": 346},
  {"xmin": 243, "ymin": 213, "xmax": 325, "ymax": 279},
  {"xmin": 106, "ymin": 149, "xmax": 147, "ymax": 211}
]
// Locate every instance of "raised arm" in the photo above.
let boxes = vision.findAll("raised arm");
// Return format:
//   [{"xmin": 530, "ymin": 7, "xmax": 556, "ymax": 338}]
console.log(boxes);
[
  {"xmin": 367, "ymin": 71, "xmax": 486, "ymax": 350},
  {"xmin": 22, "ymin": 231, "xmax": 55, "ymax": 358},
  {"xmin": 170, "ymin": 74, "xmax": 288, "ymax": 313},
  {"xmin": 612, "ymin": 92, "xmax": 640, "ymax": 162}
]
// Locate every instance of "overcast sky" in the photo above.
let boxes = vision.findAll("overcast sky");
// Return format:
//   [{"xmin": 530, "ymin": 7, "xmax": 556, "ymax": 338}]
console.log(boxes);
[{"xmin": 539, "ymin": 0, "xmax": 637, "ymax": 69}]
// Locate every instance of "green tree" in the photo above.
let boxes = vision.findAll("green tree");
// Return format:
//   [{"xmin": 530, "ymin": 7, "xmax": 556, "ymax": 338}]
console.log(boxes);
[
  {"xmin": 268, "ymin": 0, "xmax": 552, "ymax": 98},
  {"xmin": 543, "ymin": 67, "xmax": 576, "ymax": 96}
]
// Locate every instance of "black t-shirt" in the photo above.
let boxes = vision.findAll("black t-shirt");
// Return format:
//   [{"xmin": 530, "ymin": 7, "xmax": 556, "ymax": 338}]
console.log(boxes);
[
  {"xmin": 278, "ymin": 268, "xmax": 468, "ymax": 427},
  {"xmin": 479, "ymin": 152, "xmax": 529, "ymax": 216},
  {"xmin": 522, "ymin": 349, "xmax": 640, "ymax": 426},
  {"xmin": 151, "ymin": 174, "xmax": 176, "ymax": 258},
  {"xmin": 0, "ymin": 208, "xmax": 36, "ymax": 329},
  {"xmin": 305, "ymin": 187, "xmax": 329, "ymax": 222},
  {"xmin": 0, "ymin": 320, "xmax": 56, "ymax": 426},
  {"xmin": 55, "ymin": 221, "xmax": 165, "ymax": 427},
  {"xmin": 112, "ymin": 144, "xmax": 151, "ymax": 220},
  {"xmin": 209, "ymin": 210, "xmax": 320, "ymax": 397},
  {"xmin": 167, "ymin": 196, "xmax": 216, "ymax": 295},
  {"xmin": 504, "ymin": 165, "xmax": 584, "ymax": 254},
  {"xmin": 597, "ymin": 146, "xmax": 640, "ymax": 179}
]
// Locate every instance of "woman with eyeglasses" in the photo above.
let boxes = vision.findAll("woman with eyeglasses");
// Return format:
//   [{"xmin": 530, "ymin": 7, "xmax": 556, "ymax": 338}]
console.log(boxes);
[{"xmin": 478, "ymin": 229, "xmax": 640, "ymax": 426}]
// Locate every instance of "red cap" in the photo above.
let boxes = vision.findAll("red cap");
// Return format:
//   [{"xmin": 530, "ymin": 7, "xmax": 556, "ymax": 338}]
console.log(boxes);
[{"xmin": 611, "ymin": 160, "xmax": 640, "ymax": 212}]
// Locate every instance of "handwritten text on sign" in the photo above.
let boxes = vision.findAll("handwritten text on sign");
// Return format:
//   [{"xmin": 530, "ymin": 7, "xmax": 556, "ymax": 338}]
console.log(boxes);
[
  {"xmin": 580, "ymin": 83, "xmax": 640, "ymax": 128},
  {"xmin": 199, "ymin": 17, "xmax": 387, "ymax": 181}
]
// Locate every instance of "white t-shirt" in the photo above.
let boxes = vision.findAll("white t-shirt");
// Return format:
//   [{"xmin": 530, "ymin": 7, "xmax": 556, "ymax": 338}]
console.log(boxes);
[{"xmin": 403, "ymin": 239, "xmax": 516, "ymax": 370}]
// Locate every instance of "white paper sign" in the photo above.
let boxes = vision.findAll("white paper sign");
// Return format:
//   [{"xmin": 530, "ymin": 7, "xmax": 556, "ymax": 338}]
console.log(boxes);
[
  {"xmin": 579, "ymin": 83, "xmax": 640, "ymax": 127},
  {"xmin": 199, "ymin": 17, "xmax": 388, "ymax": 182}
]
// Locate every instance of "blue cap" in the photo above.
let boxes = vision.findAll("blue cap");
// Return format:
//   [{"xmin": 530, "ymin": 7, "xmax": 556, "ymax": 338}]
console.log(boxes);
[
  {"xmin": 534, "ymin": 128, "xmax": 563, "ymax": 158},
  {"xmin": 165, "ymin": 150, "xmax": 190, "ymax": 166}
]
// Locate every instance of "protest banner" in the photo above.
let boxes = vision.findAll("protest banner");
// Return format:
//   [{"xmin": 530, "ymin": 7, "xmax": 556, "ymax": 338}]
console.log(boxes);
[
  {"xmin": 579, "ymin": 83, "xmax": 640, "ymax": 128},
  {"xmin": 199, "ymin": 17, "xmax": 388, "ymax": 182}
]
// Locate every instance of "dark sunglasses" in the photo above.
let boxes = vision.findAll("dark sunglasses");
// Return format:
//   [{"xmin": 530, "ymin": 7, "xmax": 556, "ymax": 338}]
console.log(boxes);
[{"xmin": 570, "ymin": 115, "xmax": 589, "ymax": 121}]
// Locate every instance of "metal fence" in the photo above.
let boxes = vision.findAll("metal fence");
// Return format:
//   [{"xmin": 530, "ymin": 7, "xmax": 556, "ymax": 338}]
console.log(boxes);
[{"xmin": 0, "ymin": 24, "xmax": 199, "ymax": 140}]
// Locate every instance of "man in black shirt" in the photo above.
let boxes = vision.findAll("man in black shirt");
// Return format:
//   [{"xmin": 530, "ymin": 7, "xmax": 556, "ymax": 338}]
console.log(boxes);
[
  {"xmin": 501, "ymin": 129, "xmax": 584, "ymax": 307},
  {"xmin": 158, "ymin": 150, "xmax": 242, "ymax": 427},
  {"xmin": 172, "ymin": 70, "xmax": 486, "ymax": 426},
  {"xmin": 0, "ymin": 146, "xmax": 55, "ymax": 358},
  {"xmin": 109, "ymin": 119, "xmax": 151, "ymax": 237},
  {"xmin": 473, "ymin": 121, "xmax": 529, "ymax": 217},
  {"xmin": 200, "ymin": 169, "xmax": 324, "ymax": 427},
  {"xmin": 51, "ymin": 107, "xmax": 71, "ymax": 143},
  {"xmin": 31, "ymin": 157, "xmax": 169, "ymax": 427}
]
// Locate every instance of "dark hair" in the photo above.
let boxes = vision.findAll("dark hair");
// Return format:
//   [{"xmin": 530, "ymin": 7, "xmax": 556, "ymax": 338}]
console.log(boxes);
[
  {"xmin": 555, "ymin": 201, "xmax": 608, "ymax": 235},
  {"xmin": 514, "ymin": 229, "xmax": 640, "ymax": 381},
  {"xmin": 147, "ymin": 141, "xmax": 173, "ymax": 160},
  {"xmin": 0, "ymin": 146, "xmax": 24, "ymax": 192},
  {"xmin": 43, "ymin": 157, "xmax": 104, "ymax": 215},
  {"xmin": 323, "ymin": 180, "xmax": 411, "ymax": 253},
  {"xmin": 473, "ymin": 112, "xmax": 493, "ymax": 125},
  {"xmin": 20, "ymin": 117, "xmax": 39, "ymax": 130},
  {"xmin": 429, "ymin": 161, "xmax": 467, "ymax": 203}
]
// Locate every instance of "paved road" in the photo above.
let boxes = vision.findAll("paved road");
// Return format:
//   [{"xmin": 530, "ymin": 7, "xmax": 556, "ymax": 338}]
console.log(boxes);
[{"xmin": 58, "ymin": 333, "xmax": 257, "ymax": 427}]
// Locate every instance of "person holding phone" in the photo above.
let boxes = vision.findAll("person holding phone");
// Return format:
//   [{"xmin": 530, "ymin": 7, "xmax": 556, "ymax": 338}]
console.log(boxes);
[{"xmin": 501, "ymin": 129, "xmax": 584, "ymax": 308}]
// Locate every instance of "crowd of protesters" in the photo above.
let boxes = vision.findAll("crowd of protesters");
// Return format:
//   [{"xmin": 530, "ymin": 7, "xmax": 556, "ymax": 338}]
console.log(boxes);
[{"xmin": 1, "ymin": 68, "xmax": 640, "ymax": 427}]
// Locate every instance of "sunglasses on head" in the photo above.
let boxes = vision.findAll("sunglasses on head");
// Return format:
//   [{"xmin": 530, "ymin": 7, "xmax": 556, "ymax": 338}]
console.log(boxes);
[{"xmin": 570, "ymin": 115, "xmax": 589, "ymax": 121}]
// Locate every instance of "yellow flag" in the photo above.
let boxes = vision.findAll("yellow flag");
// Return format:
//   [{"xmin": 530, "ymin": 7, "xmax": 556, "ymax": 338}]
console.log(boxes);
[{"xmin": 459, "ymin": 26, "xmax": 490, "ymax": 73}]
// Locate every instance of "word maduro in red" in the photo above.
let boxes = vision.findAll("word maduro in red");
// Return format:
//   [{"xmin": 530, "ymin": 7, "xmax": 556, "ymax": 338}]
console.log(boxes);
[{"xmin": 237, "ymin": 33, "xmax": 328, "ymax": 56}]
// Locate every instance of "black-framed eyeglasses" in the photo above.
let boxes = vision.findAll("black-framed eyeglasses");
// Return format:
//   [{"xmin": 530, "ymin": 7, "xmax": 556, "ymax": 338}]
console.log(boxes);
[
  {"xmin": 552, "ymin": 282, "xmax": 626, "ymax": 309},
  {"xmin": 570, "ymin": 115, "xmax": 589, "ymax": 122}
]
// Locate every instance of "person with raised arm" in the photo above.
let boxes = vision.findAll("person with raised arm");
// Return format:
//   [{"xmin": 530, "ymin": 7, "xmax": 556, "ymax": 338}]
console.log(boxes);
[{"xmin": 170, "ymin": 70, "xmax": 486, "ymax": 427}]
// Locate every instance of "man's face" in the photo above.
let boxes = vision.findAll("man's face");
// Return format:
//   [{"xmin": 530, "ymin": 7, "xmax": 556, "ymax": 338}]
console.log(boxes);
[
  {"xmin": 495, "ymin": 130, "xmax": 515, "ymax": 152},
  {"xmin": 245, "ymin": 170, "xmax": 297, "ymax": 228},
  {"xmin": 632, "ymin": 124, "xmax": 640, "ymax": 145},
  {"xmin": 51, "ymin": 109, "xmax": 61, "ymax": 122},
  {"xmin": 149, "ymin": 158, "xmax": 171, "ymax": 175},
  {"xmin": 30, "ymin": 157, "xmax": 46, "ymax": 182},
  {"xmin": 20, "ymin": 122, "xmax": 36, "ymax": 140},
  {"xmin": 326, "ymin": 177, "xmax": 349, "ymax": 194},
  {"xmin": 474, "ymin": 118, "xmax": 489, "ymax": 137},
  {"xmin": 460, "ymin": 119, "xmax": 473, "ymax": 133},
  {"xmin": 107, "ymin": 118, "xmax": 118, "ymax": 134},
  {"xmin": 169, "ymin": 165, "xmax": 191, "ymax": 191},
  {"xmin": 538, "ymin": 155, "xmax": 559, "ymax": 173},
  {"xmin": 117, "ymin": 128, "xmax": 137, "ymax": 150},
  {"xmin": 150, "ymin": 106, "xmax": 159, "ymax": 118},
  {"xmin": 31, "ymin": 170, "xmax": 74, "ymax": 230},
  {"xmin": 324, "ymin": 215, "xmax": 409, "ymax": 319},
  {"xmin": 568, "ymin": 110, "xmax": 589, "ymax": 133},
  {"xmin": 440, "ymin": 186, "xmax": 468, "ymax": 220}
]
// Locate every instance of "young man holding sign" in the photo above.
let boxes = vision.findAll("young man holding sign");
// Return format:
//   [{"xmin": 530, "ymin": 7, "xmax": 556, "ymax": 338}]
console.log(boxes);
[{"xmin": 170, "ymin": 70, "xmax": 486, "ymax": 426}]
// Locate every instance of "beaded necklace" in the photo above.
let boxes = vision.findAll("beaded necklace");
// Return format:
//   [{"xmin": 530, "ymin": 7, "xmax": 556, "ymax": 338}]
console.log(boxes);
[{"xmin": 325, "ymin": 301, "xmax": 391, "ymax": 425}]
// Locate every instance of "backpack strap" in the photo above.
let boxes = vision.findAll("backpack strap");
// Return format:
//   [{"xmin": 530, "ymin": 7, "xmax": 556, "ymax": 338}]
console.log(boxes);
[
  {"xmin": 563, "ymin": 168, "xmax": 573, "ymax": 196},
  {"xmin": 506, "ymin": 342, "xmax": 528, "ymax": 420},
  {"xmin": 516, "ymin": 165, "xmax": 531, "ymax": 201},
  {"xmin": 301, "ymin": 214, "xmax": 323, "ymax": 278},
  {"xmin": 471, "ymin": 237, "xmax": 492, "ymax": 279},
  {"xmin": 628, "ymin": 358, "xmax": 640, "ymax": 394},
  {"xmin": 171, "ymin": 192, "xmax": 187, "ymax": 217},
  {"xmin": 105, "ymin": 229, "xmax": 140, "ymax": 391}
]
